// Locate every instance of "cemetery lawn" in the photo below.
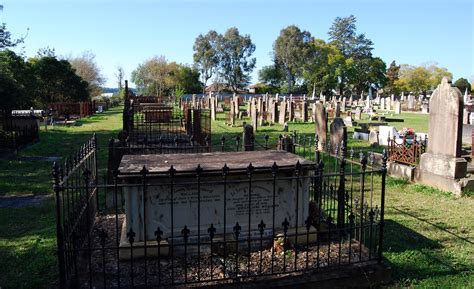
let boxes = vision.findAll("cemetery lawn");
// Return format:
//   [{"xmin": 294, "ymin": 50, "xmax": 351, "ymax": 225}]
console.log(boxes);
[
  {"xmin": 0, "ymin": 106, "xmax": 123, "ymax": 289},
  {"xmin": 0, "ymin": 107, "xmax": 473, "ymax": 288},
  {"xmin": 359, "ymin": 111, "xmax": 430, "ymax": 133}
]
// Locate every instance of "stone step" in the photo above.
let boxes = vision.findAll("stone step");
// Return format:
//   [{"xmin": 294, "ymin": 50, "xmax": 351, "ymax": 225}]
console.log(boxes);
[{"xmin": 468, "ymin": 165, "xmax": 474, "ymax": 173}]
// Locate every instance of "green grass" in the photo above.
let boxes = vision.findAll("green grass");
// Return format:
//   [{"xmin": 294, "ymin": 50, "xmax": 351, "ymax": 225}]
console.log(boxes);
[
  {"xmin": 382, "ymin": 182, "xmax": 474, "ymax": 288},
  {"xmin": 0, "ymin": 106, "xmax": 123, "ymax": 289},
  {"xmin": 0, "ymin": 106, "xmax": 473, "ymax": 288},
  {"xmin": 356, "ymin": 111, "xmax": 429, "ymax": 133}
]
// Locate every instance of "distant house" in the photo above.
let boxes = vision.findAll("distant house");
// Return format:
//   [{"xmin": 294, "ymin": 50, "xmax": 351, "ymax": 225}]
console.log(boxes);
[
  {"xmin": 93, "ymin": 93, "xmax": 114, "ymax": 100},
  {"xmin": 245, "ymin": 84, "xmax": 258, "ymax": 94},
  {"xmin": 205, "ymin": 83, "xmax": 246, "ymax": 94}
]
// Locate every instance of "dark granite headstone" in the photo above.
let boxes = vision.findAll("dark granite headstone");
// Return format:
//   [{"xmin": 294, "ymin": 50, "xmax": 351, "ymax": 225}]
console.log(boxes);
[{"xmin": 330, "ymin": 117, "xmax": 347, "ymax": 155}]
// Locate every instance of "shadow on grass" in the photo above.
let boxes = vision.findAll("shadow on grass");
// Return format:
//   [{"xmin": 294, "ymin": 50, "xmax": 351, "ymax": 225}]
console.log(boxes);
[
  {"xmin": 389, "ymin": 206, "xmax": 473, "ymax": 246},
  {"xmin": 0, "ymin": 200, "xmax": 57, "ymax": 289},
  {"xmin": 384, "ymin": 219, "xmax": 441, "ymax": 253},
  {"xmin": 383, "ymin": 219, "xmax": 472, "ymax": 286}
]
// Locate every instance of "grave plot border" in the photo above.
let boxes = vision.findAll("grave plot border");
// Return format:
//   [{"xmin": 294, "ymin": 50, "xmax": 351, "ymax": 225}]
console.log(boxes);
[{"xmin": 53, "ymin": 134, "xmax": 388, "ymax": 288}]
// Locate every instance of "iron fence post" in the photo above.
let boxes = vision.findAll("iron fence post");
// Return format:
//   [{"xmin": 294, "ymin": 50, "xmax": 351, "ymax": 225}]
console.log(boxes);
[
  {"xmin": 315, "ymin": 134, "xmax": 320, "ymax": 163},
  {"xmin": 93, "ymin": 134, "xmax": 99, "ymax": 210},
  {"xmin": 337, "ymin": 141, "xmax": 346, "ymax": 229},
  {"xmin": 378, "ymin": 150, "xmax": 387, "ymax": 263},
  {"xmin": 53, "ymin": 162, "xmax": 66, "ymax": 289}
]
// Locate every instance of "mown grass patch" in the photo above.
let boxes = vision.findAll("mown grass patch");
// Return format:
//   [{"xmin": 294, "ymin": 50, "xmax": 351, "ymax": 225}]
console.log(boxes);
[{"xmin": 1, "ymin": 106, "xmax": 473, "ymax": 288}]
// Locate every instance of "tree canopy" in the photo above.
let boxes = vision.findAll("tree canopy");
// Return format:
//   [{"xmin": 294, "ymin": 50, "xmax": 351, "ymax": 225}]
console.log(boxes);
[
  {"xmin": 193, "ymin": 28, "xmax": 256, "ymax": 93},
  {"xmin": 193, "ymin": 30, "xmax": 220, "ymax": 91},
  {"xmin": 273, "ymin": 25, "xmax": 312, "ymax": 93},
  {"xmin": 218, "ymin": 27, "xmax": 256, "ymax": 93},
  {"xmin": 132, "ymin": 57, "xmax": 202, "ymax": 96},
  {"xmin": 0, "ymin": 23, "xmax": 26, "ymax": 50},
  {"xmin": 395, "ymin": 63, "xmax": 452, "ymax": 95},
  {"xmin": 454, "ymin": 78, "xmax": 471, "ymax": 94},
  {"xmin": 68, "ymin": 51, "xmax": 105, "ymax": 97},
  {"xmin": 0, "ymin": 50, "xmax": 31, "ymax": 111},
  {"xmin": 31, "ymin": 56, "xmax": 89, "ymax": 104}
]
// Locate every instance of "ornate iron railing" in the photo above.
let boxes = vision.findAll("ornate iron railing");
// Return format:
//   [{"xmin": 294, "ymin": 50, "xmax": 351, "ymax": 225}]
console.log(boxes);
[
  {"xmin": 53, "ymin": 134, "xmax": 387, "ymax": 288},
  {"xmin": 387, "ymin": 136, "xmax": 427, "ymax": 166}
]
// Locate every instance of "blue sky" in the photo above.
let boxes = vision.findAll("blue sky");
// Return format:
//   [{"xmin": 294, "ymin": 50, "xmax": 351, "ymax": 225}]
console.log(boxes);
[{"xmin": 2, "ymin": 0, "xmax": 473, "ymax": 88}]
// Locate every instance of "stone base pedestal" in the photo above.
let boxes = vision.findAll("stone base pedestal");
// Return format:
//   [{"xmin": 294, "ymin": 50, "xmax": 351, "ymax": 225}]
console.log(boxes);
[
  {"xmin": 119, "ymin": 217, "xmax": 170, "ymax": 260},
  {"xmin": 388, "ymin": 162, "xmax": 415, "ymax": 181},
  {"xmin": 416, "ymin": 153, "xmax": 467, "ymax": 195}
]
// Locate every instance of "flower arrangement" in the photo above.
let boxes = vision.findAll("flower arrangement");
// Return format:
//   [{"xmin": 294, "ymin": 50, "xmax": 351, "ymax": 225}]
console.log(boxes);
[{"xmin": 399, "ymin": 127, "xmax": 415, "ymax": 136}]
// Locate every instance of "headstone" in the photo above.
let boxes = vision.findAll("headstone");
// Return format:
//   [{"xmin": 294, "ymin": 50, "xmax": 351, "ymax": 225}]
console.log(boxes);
[
  {"xmin": 314, "ymin": 103, "xmax": 327, "ymax": 151},
  {"xmin": 288, "ymin": 101, "xmax": 294, "ymax": 121},
  {"xmin": 463, "ymin": 108, "xmax": 469, "ymax": 124},
  {"xmin": 380, "ymin": 97, "xmax": 385, "ymax": 110},
  {"xmin": 421, "ymin": 101, "xmax": 429, "ymax": 113},
  {"xmin": 251, "ymin": 99, "xmax": 258, "ymax": 132},
  {"xmin": 386, "ymin": 97, "xmax": 391, "ymax": 111},
  {"xmin": 329, "ymin": 118, "xmax": 347, "ymax": 155},
  {"xmin": 257, "ymin": 97, "xmax": 262, "ymax": 116},
  {"xmin": 343, "ymin": 111, "xmax": 353, "ymax": 127},
  {"xmin": 278, "ymin": 134, "xmax": 293, "ymax": 152},
  {"xmin": 354, "ymin": 107, "xmax": 362, "ymax": 120},
  {"xmin": 417, "ymin": 77, "xmax": 467, "ymax": 195},
  {"xmin": 335, "ymin": 102, "xmax": 341, "ymax": 118},
  {"xmin": 302, "ymin": 100, "xmax": 308, "ymax": 122},
  {"xmin": 243, "ymin": 124, "xmax": 254, "ymax": 151},
  {"xmin": 341, "ymin": 97, "xmax": 346, "ymax": 112},
  {"xmin": 282, "ymin": 121, "xmax": 288, "ymax": 132},
  {"xmin": 369, "ymin": 130, "xmax": 379, "ymax": 146},
  {"xmin": 210, "ymin": 96, "xmax": 216, "ymax": 121},
  {"xmin": 407, "ymin": 94, "xmax": 415, "ymax": 111},
  {"xmin": 272, "ymin": 100, "xmax": 278, "ymax": 123},
  {"xmin": 278, "ymin": 102, "xmax": 287, "ymax": 125},
  {"xmin": 394, "ymin": 100, "xmax": 401, "ymax": 114},
  {"xmin": 229, "ymin": 99, "xmax": 236, "ymax": 126}
]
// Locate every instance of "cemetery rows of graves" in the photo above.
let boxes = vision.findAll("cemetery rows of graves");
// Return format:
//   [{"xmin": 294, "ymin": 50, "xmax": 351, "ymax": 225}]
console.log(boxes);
[
  {"xmin": 49, "ymin": 78, "xmax": 470, "ymax": 288},
  {"xmin": 0, "ymin": 100, "xmax": 108, "ymax": 153}
]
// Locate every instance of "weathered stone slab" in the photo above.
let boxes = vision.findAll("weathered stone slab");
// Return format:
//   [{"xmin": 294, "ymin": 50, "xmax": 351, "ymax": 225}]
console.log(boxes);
[
  {"xmin": 416, "ymin": 77, "xmax": 468, "ymax": 195},
  {"xmin": 314, "ymin": 102, "xmax": 327, "ymax": 150},
  {"xmin": 426, "ymin": 78, "xmax": 463, "ymax": 157},
  {"xmin": 279, "ymin": 102, "xmax": 287, "ymax": 125},
  {"xmin": 118, "ymin": 151, "xmax": 314, "ymax": 242}
]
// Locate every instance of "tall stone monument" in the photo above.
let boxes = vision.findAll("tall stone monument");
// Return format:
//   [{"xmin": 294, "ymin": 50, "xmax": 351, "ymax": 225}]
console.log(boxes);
[
  {"xmin": 314, "ymin": 102, "xmax": 327, "ymax": 151},
  {"xmin": 416, "ymin": 77, "xmax": 467, "ymax": 195}
]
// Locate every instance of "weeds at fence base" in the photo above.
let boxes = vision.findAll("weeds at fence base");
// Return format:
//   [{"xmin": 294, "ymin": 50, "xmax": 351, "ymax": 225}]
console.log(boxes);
[{"xmin": 74, "ymin": 213, "xmax": 375, "ymax": 288}]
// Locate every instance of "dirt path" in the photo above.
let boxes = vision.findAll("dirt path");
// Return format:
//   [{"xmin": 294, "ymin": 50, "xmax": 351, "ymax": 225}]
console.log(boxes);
[{"xmin": 0, "ymin": 194, "xmax": 50, "ymax": 208}]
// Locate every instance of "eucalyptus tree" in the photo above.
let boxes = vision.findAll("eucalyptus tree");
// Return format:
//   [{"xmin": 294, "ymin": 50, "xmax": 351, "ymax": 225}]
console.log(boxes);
[
  {"xmin": 217, "ymin": 27, "xmax": 256, "ymax": 93},
  {"xmin": 273, "ymin": 25, "xmax": 312, "ymax": 93},
  {"xmin": 68, "ymin": 51, "xmax": 105, "ymax": 97},
  {"xmin": 193, "ymin": 30, "xmax": 220, "ymax": 92}
]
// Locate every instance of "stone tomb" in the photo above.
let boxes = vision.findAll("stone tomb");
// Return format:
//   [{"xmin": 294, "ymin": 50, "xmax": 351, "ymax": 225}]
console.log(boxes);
[{"xmin": 118, "ymin": 151, "xmax": 315, "ymax": 258}]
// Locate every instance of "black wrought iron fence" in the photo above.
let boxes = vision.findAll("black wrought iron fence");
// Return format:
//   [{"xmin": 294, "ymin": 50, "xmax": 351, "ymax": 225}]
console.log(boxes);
[
  {"xmin": 0, "ymin": 113, "xmax": 40, "ymax": 151},
  {"xmin": 53, "ymin": 134, "xmax": 387, "ymax": 288}
]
